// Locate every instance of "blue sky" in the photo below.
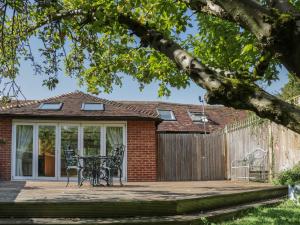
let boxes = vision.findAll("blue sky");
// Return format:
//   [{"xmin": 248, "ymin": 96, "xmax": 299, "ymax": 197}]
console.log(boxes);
[
  {"xmin": 15, "ymin": 65, "xmax": 288, "ymax": 104},
  {"xmin": 15, "ymin": 68, "xmax": 206, "ymax": 104}
]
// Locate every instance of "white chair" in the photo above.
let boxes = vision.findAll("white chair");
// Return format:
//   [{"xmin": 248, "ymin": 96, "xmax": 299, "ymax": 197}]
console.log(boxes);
[{"xmin": 231, "ymin": 148, "xmax": 268, "ymax": 181}]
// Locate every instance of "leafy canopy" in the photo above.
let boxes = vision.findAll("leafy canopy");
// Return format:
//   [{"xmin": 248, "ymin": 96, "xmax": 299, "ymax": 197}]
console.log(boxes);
[
  {"xmin": 0, "ymin": 0, "xmax": 287, "ymax": 96},
  {"xmin": 280, "ymin": 73, "xmax": 300, "ymax": 100}
]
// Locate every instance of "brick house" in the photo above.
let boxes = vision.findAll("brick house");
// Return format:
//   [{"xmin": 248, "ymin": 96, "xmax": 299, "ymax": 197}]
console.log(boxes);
[{"xmin": 0, "ymin": 91, "xmax": 246, "ymax": 182}]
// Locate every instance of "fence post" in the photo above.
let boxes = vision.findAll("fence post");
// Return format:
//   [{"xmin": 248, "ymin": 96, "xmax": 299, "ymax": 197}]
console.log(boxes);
[
  {"xmin": 268, "ymin": 121, "xmax": 274, "ymax": 181},
  {"xmin": 224, "ymin": 125, "xmax": 229, "ymax": 180}
]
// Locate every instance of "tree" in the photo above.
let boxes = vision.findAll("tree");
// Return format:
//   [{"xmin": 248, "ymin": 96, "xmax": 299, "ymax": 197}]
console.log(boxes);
[
  {"xmin": 280, "ymin": 73, "xmax": 300, "ymax": 100},
  {"xmin": 1, "ymin": 0, "xmax": 300, "ymax": 133}
]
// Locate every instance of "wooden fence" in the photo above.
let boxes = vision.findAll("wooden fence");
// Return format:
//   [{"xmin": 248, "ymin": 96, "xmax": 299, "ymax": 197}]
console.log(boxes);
[
  {"xmin": 225, "ymin": 117, "xmax": 270, "ymax": 180},
  {"xmin": 226, "ymin": 116, "xmax": 300, "ymax": 180},
  {"xmin": 158, "ymin": 132, "xmax": 226, "ymax": 181},
  {"xmin": 158, "ymin": 115, "xmax": 300, "ymax": 181}
]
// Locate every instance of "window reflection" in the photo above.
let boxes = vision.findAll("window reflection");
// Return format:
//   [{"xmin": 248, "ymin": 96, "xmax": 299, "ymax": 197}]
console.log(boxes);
[
  {"xmin": 38, "ymin": 126, "xmax": 56, "ymax": 177},
  {"xmin": 15, "ymin": 125, "xmax": 33, "ymax": 177},
  {"xmin": 61, "ymin": 126, "xmax": 78, "ymax": 177},
  {"xmin": 83, "ymin": 126, "xmax": 101, "ymax": 156}
]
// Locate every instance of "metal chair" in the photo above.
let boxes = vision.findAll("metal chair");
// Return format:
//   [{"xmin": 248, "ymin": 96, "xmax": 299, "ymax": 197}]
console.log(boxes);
[
  {"xmin": 80, "ymin": 156, "xmax": 112, "ymax": 187},
  {"xmin": 99, "ymin": 156, "xmax": 113, "ymax": 186},
  {"xmin": 231, "ymin": 148, "xmax": 268, "ymax": 181},
  {"xmin": 63, "ymin": 148, "xmax": 82, "ymax": 187},
  {"xmin": 108, "ymin": 144, "xmax": 125, "ymax": 186}
]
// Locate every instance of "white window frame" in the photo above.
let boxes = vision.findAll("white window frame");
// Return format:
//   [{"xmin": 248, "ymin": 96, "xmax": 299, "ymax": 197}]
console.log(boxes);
[
  {"xmin": 11, "ymin": 120, "xmax": 127, "ymax": 182},
  {"xmin": 188, "ymin": 111, "xmax": 209, "ymax": 123},
  {"xmin": 157, "ymin": 109, "xmax": 176, "ymax": 121},
  {"xmin": 81, "ymin": 103, "xmax": 105, "ymax": 111},
  {"xmin": 38, "ymin": 103, "xmax": 63, "ymax": 110}
]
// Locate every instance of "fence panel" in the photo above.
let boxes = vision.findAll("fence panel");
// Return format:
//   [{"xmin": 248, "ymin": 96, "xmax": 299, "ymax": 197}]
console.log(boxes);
[
  {"xmin": 225, "ymin": 118, "xmax": 270, "ymax": 179},
  {"xmin": 226, "ymin": 116, "xmax": 300, "ymax": 180},
  {"xmin": 271, "ymin": 123, "xmax": 300, "ymax": 176},
  {"xmin": 158, "ymin": 133, "xmax": 226, "ymax": 181}
]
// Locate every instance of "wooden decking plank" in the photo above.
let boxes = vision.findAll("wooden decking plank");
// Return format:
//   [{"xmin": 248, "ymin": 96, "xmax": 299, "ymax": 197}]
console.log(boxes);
[{"xmin": 0, "ymin": 198, "xmax": 284, "ymax": 225}]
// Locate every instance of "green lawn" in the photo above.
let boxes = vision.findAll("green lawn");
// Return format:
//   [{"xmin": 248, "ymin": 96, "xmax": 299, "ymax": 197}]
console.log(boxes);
[{"xmin": 219, "ymin": 201, "xmax": 300, "ymax": 225}]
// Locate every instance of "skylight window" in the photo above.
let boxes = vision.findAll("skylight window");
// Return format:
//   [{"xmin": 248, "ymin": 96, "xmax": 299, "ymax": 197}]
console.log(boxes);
[
  {"xmin": 81, "ymin": 103, "xmax": 104, "ymax": 111},
  {"xmin": 189, "ymin": 112, "xmax": 209, "ymax": 123},
  {"xmin": 157, "ymin": 109, "xmax": 176, "ymax": 121},
  {"xmin": 39, "ymin": 103, "xmax": 63, "ymax": 110}
]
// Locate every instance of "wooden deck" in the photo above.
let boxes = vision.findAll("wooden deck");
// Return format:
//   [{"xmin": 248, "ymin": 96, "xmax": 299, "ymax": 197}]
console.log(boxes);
[
  {"xmin": 0, "ymin": 181, "xmax": 287, "ymax": 221},
  {"xmin": 0, "ymin": 180, "xmax": 276, "ymax": 202}
]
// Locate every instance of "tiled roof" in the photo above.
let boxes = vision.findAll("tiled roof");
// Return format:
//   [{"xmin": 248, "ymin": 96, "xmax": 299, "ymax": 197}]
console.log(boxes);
[
  {"xmin": 118, "ymin": 101, "xmax": 248, "ymax": 133},
  {"xmin": 0, "ymin": 91, "xmax": 159, "ymax": 120},
  {"xmin": 0, "ymin": 91, "xmax": 248, "ymax": 132},
  {"xmin": 0, "ymin": 100, "xmax": 35, "ymax": 110}
]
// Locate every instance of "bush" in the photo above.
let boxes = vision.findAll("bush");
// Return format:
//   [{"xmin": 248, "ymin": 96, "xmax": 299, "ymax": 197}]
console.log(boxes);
[{"xmin": 277, "ymin": 163, "xmax": 300, "ymax": 185}]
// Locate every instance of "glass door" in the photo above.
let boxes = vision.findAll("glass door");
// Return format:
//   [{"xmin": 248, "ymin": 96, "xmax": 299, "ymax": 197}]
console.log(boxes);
[
  {"xmin": 106, "ymin": 127, "xmax": 123, "ymax": 156},
  {"xmin": 106, "ymin": 126, "xmax": 124, "ymax": 177},
  {"xmin": 37, "ymin": 125, "xmax": 56, "ymax": 178},
  {"xmin": 15, "ymin": 125, "xmax": 34, "ymax": 178},
  {"xmin": 13, "ymin": 123, "xmax": 126, "ymax": 181},
  {"xmin": 83, "ymin": 126, "xmax": 101, "ymax": 156},
  {"xmin": 60, "ymin": 125, "xmax": 79, "ymax": 177}
]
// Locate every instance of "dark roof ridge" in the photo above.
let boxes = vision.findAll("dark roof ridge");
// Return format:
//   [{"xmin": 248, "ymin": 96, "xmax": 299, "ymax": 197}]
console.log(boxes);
[{"xmin": 117, "ymin": 100, "xmax": 224, "ymax": 108}]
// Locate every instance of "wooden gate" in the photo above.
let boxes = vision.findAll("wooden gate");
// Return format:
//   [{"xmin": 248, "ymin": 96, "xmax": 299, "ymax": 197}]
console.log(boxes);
[{"xmin": 158, "ymin": 133, "xmax": 226, "ymax": 181}]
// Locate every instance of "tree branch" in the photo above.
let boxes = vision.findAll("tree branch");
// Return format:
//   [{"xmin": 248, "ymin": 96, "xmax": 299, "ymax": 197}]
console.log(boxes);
[
  {"xmin": 180, "ymin": 0, "xmax": 234, "ymax": 22},
  {"xmin": 218, "ymin": 0, "xmax": 274, "ymax": 40},
  {"xmin": 26, "ymin": 9, "xmax": 85, "ymax": 34},
  {"xmin": 184, "ymin": 0, "xmax": 272, "ymax": 40},
  {"xmin": 118, "ymin": 14, "xmax": 300, "ymax": 134},
  {"xmin": 270, "ymin": 0, "xmax": 299, "ymax": 14}
]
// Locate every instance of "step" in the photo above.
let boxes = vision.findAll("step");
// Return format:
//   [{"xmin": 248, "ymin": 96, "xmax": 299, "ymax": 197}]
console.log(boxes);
[
  {"xmin": 0, "ymin": 198, "xmax": 284, "ymax": 225},
  {"xmin": 0, "ymin": 186, "xmax": 287, "ymax": 218}
]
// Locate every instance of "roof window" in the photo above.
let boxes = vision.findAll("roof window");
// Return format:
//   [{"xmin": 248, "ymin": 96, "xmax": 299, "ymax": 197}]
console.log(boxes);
[
  {"xmin": 189, "ymin": 112, "xmax": 209, "ymax": 123},
  {"xmin": 157, "ymin": 109, "xmax": 176, "ymax": 121},
  {"xmin": 81, "ymin": 103, "xmax": 104, "ymax": 111},
  {"xmin": 39, "ymin": 103, "xmax": 63, "ymax": 110}
]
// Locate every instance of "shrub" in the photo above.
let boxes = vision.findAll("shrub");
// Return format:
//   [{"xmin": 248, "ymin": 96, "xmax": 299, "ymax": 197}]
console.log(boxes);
[{"xmin": 277, "ymin": 163, "xmax": 300, "ymax": 185}]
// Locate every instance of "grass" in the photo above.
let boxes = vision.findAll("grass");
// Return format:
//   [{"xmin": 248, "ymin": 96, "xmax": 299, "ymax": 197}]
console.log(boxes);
[{"xmin": 218, "ymin": 200, "xmax": 300, "ymax": 225}]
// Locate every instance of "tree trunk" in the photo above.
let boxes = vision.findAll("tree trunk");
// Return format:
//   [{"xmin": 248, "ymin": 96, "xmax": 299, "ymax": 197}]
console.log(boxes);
[{"xmin": 188, "ymin": 0, "xmax": 300, "ymax": 78}]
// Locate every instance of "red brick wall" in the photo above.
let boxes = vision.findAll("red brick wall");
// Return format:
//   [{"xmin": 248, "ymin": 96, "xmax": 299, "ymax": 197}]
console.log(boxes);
[
  {"xmin": 127, "ymin": 121, "xmax": 157, "ymax": 181},
  {"xmin": 0, "ymin": 119, "xmax": 158, "ymax": 182},
  {"xmin": 0, "ymin": 118, "xmax": 12, "ymax": 181}
]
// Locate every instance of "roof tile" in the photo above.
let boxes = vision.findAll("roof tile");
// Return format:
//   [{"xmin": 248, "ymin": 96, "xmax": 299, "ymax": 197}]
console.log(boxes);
[
  {"xmin": 0, "ymin": 91, "xmax": 159, "ymax": 120},
  {"xmin": 118, "ymin": 101, "xmax": 248, "ymax": 133},
  {"xmin": 0, "ymin": 92, "xmax": 248, "ymax": 132}
]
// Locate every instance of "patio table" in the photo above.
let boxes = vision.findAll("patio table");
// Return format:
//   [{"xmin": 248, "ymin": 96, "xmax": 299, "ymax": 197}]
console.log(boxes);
[{"xmin": 78, "ymin": 155, "xmax": 113, "ymax": 187}]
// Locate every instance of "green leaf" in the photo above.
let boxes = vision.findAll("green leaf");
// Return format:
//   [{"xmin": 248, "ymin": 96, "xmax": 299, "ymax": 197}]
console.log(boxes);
[{"xmin": 241, "ymin": 44, "xmax": 254, "ymax": 55}]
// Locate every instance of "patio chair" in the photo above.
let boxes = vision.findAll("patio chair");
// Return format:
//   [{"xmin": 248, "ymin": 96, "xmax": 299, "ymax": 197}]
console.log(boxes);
[
  {"xmin": 63, "ymin": 148, "xmax": 82, "ymax": 187},
  {"xmin": 231, "ymin": 148, "xmax": 268, "ymax": 181},
  {"xmin": 79, "ymin": 156, "xmax": 99, "ymax": 187},
  {"xmin": 108, "ymin": 144, "xmax": 125, "ymax": 186}
]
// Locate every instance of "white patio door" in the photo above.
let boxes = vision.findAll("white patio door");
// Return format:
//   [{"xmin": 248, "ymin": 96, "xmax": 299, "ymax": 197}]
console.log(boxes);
[
  {"xmin": 13, "ymin": 122, "xmax": 127, "ymax": 181},
  {"xmin": 14, "ymin": 125, "xmax": 34, "ymax": 178},
  {"xmin": 14, "ymin": 124, "xmax": 59, "ymax": 180}
]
